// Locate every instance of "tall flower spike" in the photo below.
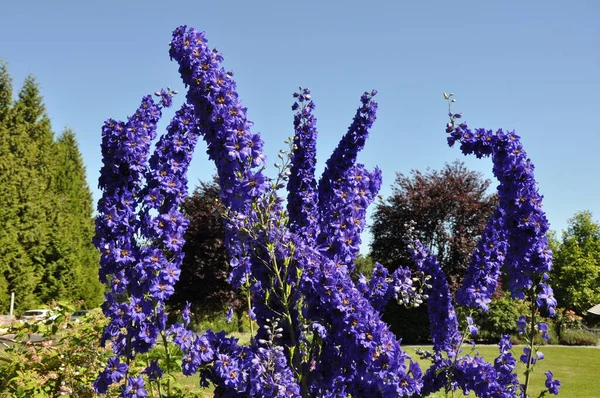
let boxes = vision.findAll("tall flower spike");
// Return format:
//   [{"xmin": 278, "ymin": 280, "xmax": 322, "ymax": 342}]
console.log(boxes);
[
  {"xmin": 409, "ymin": 239, "xmax": 461, "ymax": 357},
  {"xmin": 456, "ymin": 207, "xmax": 507, "ymax": 311},
  {"xmin": 170, "ymin": 25, "xmax": 268, "ymax": 288},
  {"xmin": 170, "ymin": 26, "xmax": 305, "ymax": 388},
  {"xmin": 317, "ymin": 91, "xmax": 381, "ymax": 268},
  {"xmin": 94, "ymin": 94, "xmax": 166, "ymax": 393},
  {"xmin": 447, "ymin": 120, "xmax": 553, "ymax": 307},
  {"xmin": 287, "ymin": 87, "xmax": 319, "ymax": 243}
]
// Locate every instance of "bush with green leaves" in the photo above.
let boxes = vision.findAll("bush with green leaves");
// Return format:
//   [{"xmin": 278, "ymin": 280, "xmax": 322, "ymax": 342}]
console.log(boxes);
[
  {"xmin": 555, "ymin": 308, "xmax": 584, "ymax": 331},
  {"xmin": 558, "ymin": 329, "xmax": 598, "ymax": 346},
  {"xmin": 0, "ymin": 302, "xmax": 111, "ymax": 397},
  {"xmin": 472, "ymin": 296, "xmax": 521, "ymax": 341},
  {"xmin": 0, "ymin": 302, "xmax": 203, "ymax": 397}
]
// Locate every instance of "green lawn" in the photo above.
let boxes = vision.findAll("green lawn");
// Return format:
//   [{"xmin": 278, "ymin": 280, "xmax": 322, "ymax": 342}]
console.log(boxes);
[
  {"xmin": 176, "ymin": 341, "xmax": 600, "ymax": 397},
  {"xmin": 406, "ymin": 345, "xmax": 600, "ymax": 397}
]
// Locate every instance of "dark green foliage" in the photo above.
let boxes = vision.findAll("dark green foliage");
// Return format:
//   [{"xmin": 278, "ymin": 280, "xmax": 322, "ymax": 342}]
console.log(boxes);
[
  {"xmin": 169, "ymin": 178, "xmax": 243, "ymax": 321},
  {"xmin": 473, "ymin": 296, "xmax": 521, "ymax": 341},
  {"xmin": 0, "ymin": 63, "xmax": 101, "ymax": 312},
  {"xmin": 381, "ymin": 302, "xmax": 430, "ymax": 344},
  {"xmin": 0, "ymin": 61, "xmax": 12, "ymax": 123},
  {"xmin": 38, "ymin": 130, "xmax": 103, "ymax": 308}
]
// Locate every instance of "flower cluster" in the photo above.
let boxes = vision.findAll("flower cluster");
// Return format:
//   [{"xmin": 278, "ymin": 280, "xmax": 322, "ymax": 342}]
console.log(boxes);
[
  {"xmin": 317, "ymin": 90, "xmax": 382, "ymax": 269},
  {"xmin": 409, "ymin": 239, "xmax": 461, "ymax": 357},
  {"xmin": 356, "ymin": 262, "xmax": 416, "ymax": 312},
  {"xmin": 94, "ymin": 87, "xmax": 201, "ymax": 395},
  {"xmin": 419, "ymin": 325, "xmax": 522, "ymax": 397},
  {"xmin": 447, "ymin": 116, "xmax": 556, "ymax": 314},
  {"xmin": 95, "ymin": 26, "xmax": 563, "ymax": 398},
  {"xmin": 168, "ymin": 25, "xmax": 422, "ymax": 397},
  {"xmin": 493, "ymin": 334, "xmax": 520, "ymax": 396},
  {"xmin": 296, "ymin": 244, "xmax": 422, "ymax": 396},
  {"xmin": 287, "ymin": 87, "xmax": 319, "ymax": 242},
  {"xmin": 445, "ymin": 97, "xmax": 560, "ymax": 396},
  {"xmin": 456, "ymin": 207, "xmax": 507, "ymax": 311},
  {"xmin": 169, "ymin": 25, "xmax": 268, "ymax": 290},
  {"xmin": 168, "ymin": 322, "xmax": 302, "ymax": 397}
]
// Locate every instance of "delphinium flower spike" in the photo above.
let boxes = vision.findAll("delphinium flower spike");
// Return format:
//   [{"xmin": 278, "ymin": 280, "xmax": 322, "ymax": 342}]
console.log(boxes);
[
  {"xmin": 456, "ymin": 207, "xmax": 507, "ymax": 311},
  {"xmin": 287, "ymin": 87, "xmax": 319, "ymax": 243},
  {"xmin": 94, "ymin": 92, "xmax": 170, "ymax": 394},
  {"xmin": 317, "ymin": 91, "xmax": 381, "ymax": 269},
  {"xmin": 445, "ymin": 96, "xmax": 560, "ymax": 396}
]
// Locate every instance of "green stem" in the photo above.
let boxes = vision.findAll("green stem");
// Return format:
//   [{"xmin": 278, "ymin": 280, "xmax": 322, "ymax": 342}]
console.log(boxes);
[
  {"xmin": 161, "ymin": 331, "xmax": 172, "ymax": 397},
  {"xmin": 444, "ymin": 312, "xmax": 473, "ymax": 397},
  {"xmin": 247, "ymin": 284, "xmax": 255, "ymax": 346},
  {"xmin": 269, "ymin": 248, "xmax": 307, "ymax": 397},
  {"xmin": 523, "ymin": 292, "xmax": 537, "ymax": 398}
]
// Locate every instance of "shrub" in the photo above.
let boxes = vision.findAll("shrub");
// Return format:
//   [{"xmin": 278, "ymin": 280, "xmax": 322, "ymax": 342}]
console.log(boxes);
[
  {"xmin": 0, "ymin": 303, "xmax": 114, "ymax": 397},
  {"xmin": 475, "ymin": 296, "xmax": 521, "ymax": 341},
  {"xmin": 556, "ymin": 308, "xmax": 584, "ymax": 331},
  {"xmin": 0, "ymin": 303, "xmax": 204, "ymax": 397},
  {"xmin": 559, "ymin": 329, "xmax": 598, "ymax": 346}
]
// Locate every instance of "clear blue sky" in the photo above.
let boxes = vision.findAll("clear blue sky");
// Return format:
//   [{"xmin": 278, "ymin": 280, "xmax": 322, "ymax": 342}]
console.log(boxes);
[{"xmin": 2, "ymin": 0, "xmax": 599, "ymax": 251}]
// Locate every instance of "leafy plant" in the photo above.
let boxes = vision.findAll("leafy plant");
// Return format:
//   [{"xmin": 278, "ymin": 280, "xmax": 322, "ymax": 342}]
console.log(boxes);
[
  {"xmin": 0, "ymin": 302, "xmax": 112, "ymax": 397},
  {"xmin": 558, "ymin": 329, "xmax": 598, "ymax": 346}
]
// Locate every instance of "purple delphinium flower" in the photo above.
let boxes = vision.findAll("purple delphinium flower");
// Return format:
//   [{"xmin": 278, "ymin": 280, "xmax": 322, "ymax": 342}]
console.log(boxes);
[
  {"xmin": 168, "ymin": 325, "xmax": 302, "ymax": 397},
  {"xmin": 520, "ymin": 346, "xmax": 535, "ymax": 365},
  {"xmin": 169, "ymin": 27, "xmax": 294, "ymax": 353},
  {"xmin": 317, "ymin": 91, "xmax": 381, "ymax": 269},
  {"xmin": 493, "ymin": 334, "xmax": 521, "ymax": 396},
  {"xmin": 122, "ymin": 375, "xmax": 147, "ymax": 398},
  {"xmin": 409, "ymin": 239, "xmax": 461, "ymax": 358},
  {"xmin": 447, "ymin": 120, "xmax": 555, "ymax": 313},
  {"xmin": 409, "ymin": 240, "xmax": 517, "ymax": 397},
  {"xmin": 287, "ymin": 87, "xmax": 319, "ymax": 243},
  {"xmin": 182, "ymin": 301, "xmax": 191, "ymax": 327},
  {"xmin": 545, "ymin": 371, "xmax": 561, "ymax": 395},
  {"xmin": 94, "ymin": 357, "xmax": 128, "ymax": 393},
  {"xmin": 538, "ymin": 322, "xmax": 550, "ymax": 341},
  {"xmin": 456, "ymin": 208, "xmax": 507, "ymax": 311},
  {"xmin": 422, "ymin": 334, "xmax": 522, "ymax": 397},
  {"xmin": 357, "ymin": 262, "xmax": 415, "ymax": 312},
  {"xmin": 94, "ymin": 94, "xmax": 165, "ymax": 374},
  {"xmin": 95, "ymin": 86, "xmax": 201, "ymax": 392},
  {"xmin": 143, "ymin": 360, "xmax": 164, "ymax": 382},
  {"xmin": 169, "ymin": 25, "xmax": 306, "ymax": 390},
  {"xmin": 169, "ymin": 25, "xmax": 268, "ymax": 289},
  {"xmin": 466, "ymin": 316, "xmax": 478, "ymax": 336},
  {"xmin": 249, "ymin": 347, "xmax": 302, "ymax": 397},
  {"xmin": 517, "ymin": 315, "xmax": 527, "ymax": 334},
  {"xmin": 295, "ymin": 243, "xmax": 422, "ymax": 397}
]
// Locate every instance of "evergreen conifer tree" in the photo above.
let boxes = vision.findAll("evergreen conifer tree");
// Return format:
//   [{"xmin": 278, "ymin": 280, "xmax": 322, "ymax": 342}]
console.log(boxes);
[{"xmin": 0, "ymin": 66, "xmax": 102, "ymax": 311}]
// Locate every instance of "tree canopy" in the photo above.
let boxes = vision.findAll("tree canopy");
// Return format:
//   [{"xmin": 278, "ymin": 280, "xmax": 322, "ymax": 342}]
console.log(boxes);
[
  {"xmin": 370, "ymin": 160, "xmax": 497, "ymax": 291},
  {"xmin": 169, "ymin": 178, "xmax": 242, "ymax": 320},
  {"xmin": 550, "ymin": 210, "xmax": 600, "ymax": 315}
]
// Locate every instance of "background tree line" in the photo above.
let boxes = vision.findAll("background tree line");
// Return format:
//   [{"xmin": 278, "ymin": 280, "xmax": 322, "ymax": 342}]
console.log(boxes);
[
  {"xmin": 0, "ymin": 62, "xmax": 103, "ymax": 313},
  {"xmin": 175, "ymin": 162, "xmax": 600, "ymax": 338}
]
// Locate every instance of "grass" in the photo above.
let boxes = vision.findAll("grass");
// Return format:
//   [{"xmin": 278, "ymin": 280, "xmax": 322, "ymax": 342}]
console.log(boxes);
[
  {"xmin": 175, "ymin": 334, "xmax": 600, "ymax": 397},
  {"xmin": 406, "ymin": 344, "xmax": 600, "ymax": 397}
]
